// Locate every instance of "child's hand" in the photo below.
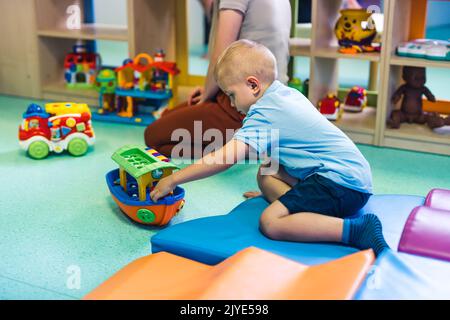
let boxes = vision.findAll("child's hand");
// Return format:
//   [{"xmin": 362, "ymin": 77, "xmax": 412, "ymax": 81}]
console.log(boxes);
[{"xmin": 150, "ymin": 176, "xmax": 176, "ymax": 202}]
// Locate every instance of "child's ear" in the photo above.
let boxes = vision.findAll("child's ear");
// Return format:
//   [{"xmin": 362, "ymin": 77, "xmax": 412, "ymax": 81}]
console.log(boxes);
[{"xmin": 247, "ymin": 76, "xmax": 260, "ymax": 95}]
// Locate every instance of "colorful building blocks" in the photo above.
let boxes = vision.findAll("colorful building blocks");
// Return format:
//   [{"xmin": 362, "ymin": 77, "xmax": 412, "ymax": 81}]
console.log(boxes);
[
  {"xmin": 106, "ymin": 145, "xmax": 185, "ymax": 226},
  {"xmin": 19, "ymin": 102, "xmax": 95, "ymax": 159},
  {"xmin": 92, "ymin": 51, "xmax": 180, "ymax": 126},
  {"xmin": 64, "ymin": 42, "xmax": 101, "ymax": 89}
]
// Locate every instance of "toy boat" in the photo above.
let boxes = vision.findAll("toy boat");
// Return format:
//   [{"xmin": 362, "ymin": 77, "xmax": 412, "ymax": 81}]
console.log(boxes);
[{"xmin": 106, "ymin": 146, "xmax": 185, "ymax": 226}]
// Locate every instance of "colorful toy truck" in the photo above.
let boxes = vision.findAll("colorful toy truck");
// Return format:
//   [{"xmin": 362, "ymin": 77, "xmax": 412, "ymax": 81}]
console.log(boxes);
[
  {"xmin": 106, "ymin": 146, "xmax": 185, "ymax": 226},
  {"xmin": 19, "ymin": 102, "xmax": 95, "ymax": 159}
]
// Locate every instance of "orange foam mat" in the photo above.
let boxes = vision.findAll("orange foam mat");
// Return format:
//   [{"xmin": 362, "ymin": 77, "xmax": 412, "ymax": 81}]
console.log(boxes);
[{"xmin": 85, "ymin": 247, "xmax": 375, "ymax": 300}]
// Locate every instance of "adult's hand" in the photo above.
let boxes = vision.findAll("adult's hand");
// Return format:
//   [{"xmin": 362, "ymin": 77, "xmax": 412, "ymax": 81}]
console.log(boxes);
[{"xmin": 188, "ymin": 86, "xmax": 205, "ymax": 106}]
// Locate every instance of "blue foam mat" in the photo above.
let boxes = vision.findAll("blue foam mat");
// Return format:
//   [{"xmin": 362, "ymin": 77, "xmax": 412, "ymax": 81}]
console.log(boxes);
[
  {"xmin": 151, "ymin": 195, "xmax": 424, "ymax": 265},
  {"xmin": 152, "ymin": 194, "xmax": 450, "ymax": 298},
  {"xmin": 356, "ymin": 249, "xmax": 450, "ymax": 299}
]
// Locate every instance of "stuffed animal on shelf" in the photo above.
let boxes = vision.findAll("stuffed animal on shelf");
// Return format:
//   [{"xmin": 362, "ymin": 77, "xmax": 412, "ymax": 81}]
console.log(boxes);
[
  {"xmin": 334, "ymin": 9, "xmax": 378, "ymax": 54},
  {"xmin": 388, "ymin": 66, "xmax": 449, "ymax": 130}
]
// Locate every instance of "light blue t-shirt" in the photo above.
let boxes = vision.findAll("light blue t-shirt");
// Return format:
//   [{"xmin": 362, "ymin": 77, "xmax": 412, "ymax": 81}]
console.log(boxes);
[{"xmin": 234, "ymin": 80, "xmax": 373, "ymax": 194}]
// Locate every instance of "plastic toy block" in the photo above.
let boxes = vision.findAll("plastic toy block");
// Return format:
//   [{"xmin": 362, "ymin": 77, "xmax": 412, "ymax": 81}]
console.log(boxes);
[{"xmin": 111, "ymin": 145, "xmax": 178, "ymax": 179}]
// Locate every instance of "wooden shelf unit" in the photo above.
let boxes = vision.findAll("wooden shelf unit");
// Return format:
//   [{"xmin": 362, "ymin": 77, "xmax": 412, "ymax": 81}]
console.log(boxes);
[
  {"xmin": 32, "ymin": 0, "xmax": 177, "ymax": 107},
  {"xmin": 289, "ymin": 0, "xmax": 450, "ymax": 155},
  {"xmin": 1, "ymin": 0, "xmax": 448, "ymax": 155},
  {"xmin": 378, "ymin": 0, "xmax": 450, "ymax": 156},
  {"xmin": 288, "ymin": 0, "xmax": 389, "ymax": 146},
  {"xmin": 42, "ymin": 81, "xmax": 99, "ymax": 106}
]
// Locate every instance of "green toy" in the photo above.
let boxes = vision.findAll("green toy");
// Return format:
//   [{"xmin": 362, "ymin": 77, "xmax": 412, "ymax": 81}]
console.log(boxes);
[
  {"xmin": 288, "ymin": 77, "xmax": 309, "ymax": 97},
  {"xmin": 95, "ymin": 69, "xmax": 117, "ymax": 114}
]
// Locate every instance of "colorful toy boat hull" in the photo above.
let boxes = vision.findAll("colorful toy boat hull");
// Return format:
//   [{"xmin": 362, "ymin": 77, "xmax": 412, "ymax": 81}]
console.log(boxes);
[{"xmin": 106, "ymin": 168, "xmax": 185, "ymax": 226}]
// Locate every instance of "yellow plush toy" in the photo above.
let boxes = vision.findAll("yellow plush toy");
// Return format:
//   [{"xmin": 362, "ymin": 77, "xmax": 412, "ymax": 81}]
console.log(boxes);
[{"xmin": 334, "ymin": 9, "xmax": 377, "ymax": 54}]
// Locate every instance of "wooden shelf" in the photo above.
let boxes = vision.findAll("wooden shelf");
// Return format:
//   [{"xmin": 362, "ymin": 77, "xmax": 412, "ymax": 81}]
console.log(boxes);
[
  {"xmin": 335, "ymin": 107, "xmax": 377, "ymax": 134},
  {"xmin": 390, "ymin": 55, "xmax": 450, "ymax": 69},
  {"xmin": 332, "ymin": 107, "xmax": 377, "ymax": 144},
  {"xmin": 42, "ymin": 82, "xmax": 99, "ymax": 106},
  {"xmin": 289, "ymin": 38, "xmax": 311, "ymax": 57},
  {"xmin": 37, "ymin": 24, "xmax": 129, "ymax": 42},
  {"xmin": 313, "ymin": 48, "xmax": 381, "ymax": 62},
  {"xmin": 384, "ymin": 123, "xmax": 450, "ymax": 156},
  {"xmin": 43, "ymin": 82, "xmax": 98, "ymax": 98},
  {"xmin": 385, "ymin": 124, "xmax": 450, "ymax": 145}
]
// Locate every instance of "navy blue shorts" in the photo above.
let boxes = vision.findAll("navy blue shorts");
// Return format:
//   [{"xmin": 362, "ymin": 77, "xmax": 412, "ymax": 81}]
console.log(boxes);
[{"xmin": 278, "ymin": 174, "xmax": 371, "ymax": 218}]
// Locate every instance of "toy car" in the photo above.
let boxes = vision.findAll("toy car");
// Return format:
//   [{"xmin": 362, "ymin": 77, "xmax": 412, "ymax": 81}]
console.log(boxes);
[
  {"xmin": 343, "ymin": 86, "xmax": 368, "ymax": 112},
  {"xmin": 19, "ymin": 102, "xmax": 95, "ymax": 159},
  {"xmin": 318, "ymin": 94, "xmax": 342, "ymax": 121},
  {"xmin": 397, "ymin": 39, "xmax": 450, "ymax": 61}
]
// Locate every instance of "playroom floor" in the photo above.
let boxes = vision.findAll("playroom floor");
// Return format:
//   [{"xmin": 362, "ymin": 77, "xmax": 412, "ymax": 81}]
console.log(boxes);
[{"xmin": 1, "ymin": 94, "xmax": 450, "ymax": 300}]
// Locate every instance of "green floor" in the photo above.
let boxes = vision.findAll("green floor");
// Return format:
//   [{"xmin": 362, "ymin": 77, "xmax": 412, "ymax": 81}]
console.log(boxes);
[{"xmin": 1, "ymin": 95, "xmax": 450, "ymax": 300}]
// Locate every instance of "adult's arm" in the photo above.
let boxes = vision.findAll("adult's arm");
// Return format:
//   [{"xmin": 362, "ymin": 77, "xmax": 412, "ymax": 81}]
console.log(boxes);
[{"xmin": 199, "ymin": 9, "xmax": 244, "ymax": 103}]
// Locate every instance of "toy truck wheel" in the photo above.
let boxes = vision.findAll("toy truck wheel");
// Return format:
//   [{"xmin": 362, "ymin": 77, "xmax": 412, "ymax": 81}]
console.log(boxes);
[
  {"xmin": 28, "ymin": 141, "xmax": 49, "ymax": 160},
  {"xmin": 68, "ymin": 138, "xmax": 88, "ymax": 157}
]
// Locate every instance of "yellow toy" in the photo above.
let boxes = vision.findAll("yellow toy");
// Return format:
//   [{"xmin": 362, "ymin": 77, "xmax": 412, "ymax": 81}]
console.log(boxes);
[
  {"xmin": 45, "ymin": 102, "xmax": 92, "ymax": 117},
  {"xmin": 334, "ymin": 9, "xmax": 378, "ymax": 54}
]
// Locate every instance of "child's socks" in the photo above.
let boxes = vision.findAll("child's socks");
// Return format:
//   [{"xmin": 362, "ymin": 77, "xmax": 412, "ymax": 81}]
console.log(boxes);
[{"xmin": 342, "ymin": 214, "xmax": 390, "ymax": 256}]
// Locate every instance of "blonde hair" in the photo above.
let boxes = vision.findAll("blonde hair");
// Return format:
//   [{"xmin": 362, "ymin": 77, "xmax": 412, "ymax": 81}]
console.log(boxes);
[{"xmin": 214, "ymin": 39, "xmax": 278, "ymax": 86}]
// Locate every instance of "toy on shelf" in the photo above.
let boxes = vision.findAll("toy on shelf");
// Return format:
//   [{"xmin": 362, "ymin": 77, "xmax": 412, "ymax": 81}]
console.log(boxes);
[
  {"xmin": 106, "ymin": 145, "xmax": 185, "ymax": 226},
  {"xmin": 64, "ymin": 41, "xmax": 101, "ymax": 89},
  {"xmin": 288, "ymin": 77, "xmax": 309, "ymax": 97},
  {"xmin": 343, "ymin": 86, "xmax": 367, "ymax": 112},
  {"xmin": 388, "ymin": 66, "xmax": 450, "ymax": 131},
  {"xmin": 95, "ymin": 69, "xmax": 117, "ymax": 114},
  {"xmin": 397, "ymin": 39, "xmax": 450, "ymax": 61},
  {"xmin": 318, "ymin": 94, "xmax": 343, "ymax": 121},
  {"xmin": 334, "ymin": 9, "xmax": 379, "ymax": 54},
  {"xmin": 92, "ymin": 50, "xmax": 180, "ymax": 126},
  {"xmin": 19, "ymin": 102, "xmax": 95, "ymax": 159}
]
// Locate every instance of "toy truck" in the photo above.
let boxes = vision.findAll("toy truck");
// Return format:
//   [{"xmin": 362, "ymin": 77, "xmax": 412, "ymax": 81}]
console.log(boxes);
[{"xmin": 19, "ymin": 102, "xmax": 95, "ymax": 159}]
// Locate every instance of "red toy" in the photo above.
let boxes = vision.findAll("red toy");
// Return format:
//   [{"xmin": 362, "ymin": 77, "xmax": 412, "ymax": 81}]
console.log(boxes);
[
  {"xmin": 318, "ymin": 94, "xmax": 343, "ymax": 121},
  {"xmin": 64, "ymin": 42, "xmax": 101, "ymax": 89},
  {"xmin": 343, "ymin": 86, "xmax": 368, "ymax": 112},
  {"xmin": 19, "ymin": 102, "xmax": 95, "ymax": 159}
]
